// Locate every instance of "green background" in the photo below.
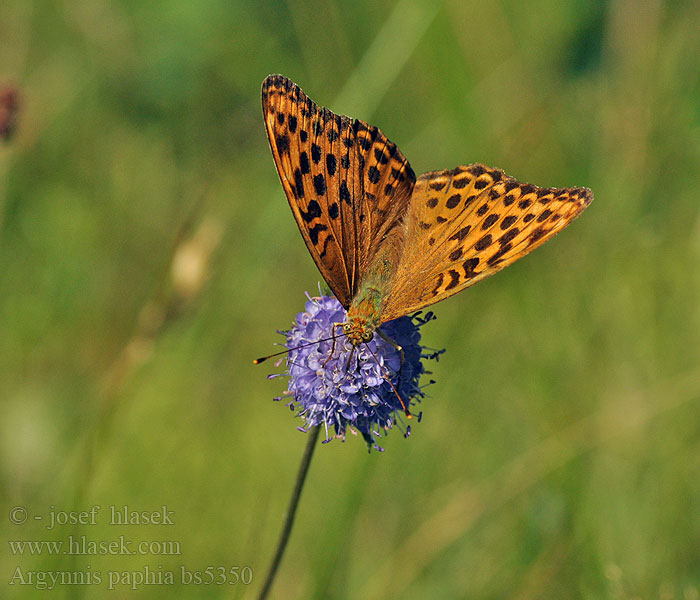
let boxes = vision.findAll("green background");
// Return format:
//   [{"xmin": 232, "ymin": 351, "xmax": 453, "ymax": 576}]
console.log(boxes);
[{"xmin": 2, "ymin": 0, "xmax": 700, "ymax": 598}]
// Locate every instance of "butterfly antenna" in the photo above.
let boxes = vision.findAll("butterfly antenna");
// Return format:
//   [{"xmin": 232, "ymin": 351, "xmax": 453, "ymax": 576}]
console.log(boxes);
[
  {"xmin": 364, "ymin": 343, "xmax": 412, "ymax": 419},
  {"xmin": 253, "ymin": 335, "xmax": 337, "ymax": 364}
]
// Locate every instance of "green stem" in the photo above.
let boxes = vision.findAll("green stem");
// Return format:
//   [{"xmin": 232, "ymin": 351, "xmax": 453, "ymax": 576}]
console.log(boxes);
[{"xmin": 258, "ymin": 426, "xmax": 320, "ymax": 599}]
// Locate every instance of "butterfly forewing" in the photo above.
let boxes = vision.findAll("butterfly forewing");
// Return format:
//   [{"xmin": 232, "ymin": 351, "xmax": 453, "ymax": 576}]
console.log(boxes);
[
  {"xmin": 262, "ymin": 76, "xmax": 593, "ymax": 326},
  {"xmin": 380, "ymin": 164, "xmax": 592, "ymax": 321},
  {"xmin": 262, "ymin": 75, "xmax": 415, "ymax": 308}
]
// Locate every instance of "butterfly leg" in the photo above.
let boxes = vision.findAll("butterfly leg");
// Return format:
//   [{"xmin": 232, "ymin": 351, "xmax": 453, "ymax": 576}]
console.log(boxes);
[
  {"xmin": 377, "ymin": 329, "xmax": 404, "ymax": 366},
  {"xmin": 364, "ymin": 341, "xmax": 411, "ymax": 418},
  {"xmin": 344, "ymin": 345, "xmax": 355, "ymax": 372},
  {"xmin": 322, "ymin": 322, "xmax": 345, "ymax": 367}
]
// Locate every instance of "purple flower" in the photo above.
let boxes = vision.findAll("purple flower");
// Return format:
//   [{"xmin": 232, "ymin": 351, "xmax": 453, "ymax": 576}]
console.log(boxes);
[{"xmin": 269, "ymin": 293, "xmax": 443, "ymax": 451}]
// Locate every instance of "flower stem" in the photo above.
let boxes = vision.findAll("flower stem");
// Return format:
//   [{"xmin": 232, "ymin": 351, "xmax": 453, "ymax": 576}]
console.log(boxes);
[{"xmin": 258, "ymin": 425, "xmax": 320, "ymax": 600}]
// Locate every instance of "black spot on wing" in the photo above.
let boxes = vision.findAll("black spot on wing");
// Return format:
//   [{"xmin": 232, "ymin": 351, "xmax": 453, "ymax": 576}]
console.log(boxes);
[
  {"xmin": 445, "ymin": 269, "xmax": 461, "ymax": 290},
  {"xmin": 326, "ymin": 154, "xmax": 337, "ymax": 176},
  {"xmin": 276, "ymin": 134, "xmax": 290, "ymax": 153},
  {"xmin": 537, "ymin": 209, "xmax": 553, "ymax": 222},
  {"xmin": 501, "ymin": 215, "xmax": 517, "ymax": 229},
  {"xmin": 374, "ymin": 147, "xmax": 389, "ymax": 164},
  {"xmin": 530, "ymin": 227, "xmax": 547, "ymax": 244},
  {"xmin": 452, "ymin": 177, "xmax": 471, "ymax": 189},
  {"xmin": 301, "ymin": 199, "xmax": 321, "ymax": 222},
  {"xmin": 482, "ymin": 214, "xmax": 499, "ymax": 229},
  {"xmin": 488, "ymin": 242, "xmax": 512, "ymax": 266},
  {"xmin": 474, "ymin": 234, "xmax": 492, "ymax": 251},
  {"xmin": 449, "ymin": 225, "xmax": 471, "ymax": 241},
  {"xmin": 313, "ymin": 173, "xmax": 326, "ymax": 195},
  {"xmin": 446, "ymin": 194, "xmax": 461, "ymax": 209},
  {"xmin": 308, "ymin": 223, "xmax": 328, "ymax": 245},
  {"xmin": 449, "ymin": 248, "xmax": 463, "ymax": 261},
  {"xmin": 294, "ymin": 168, "xmax": 304, "ymax": 199},
  {"xmin": 300, "ymin": 152, "xmax": 310, "ymax": 174},
  {"xmin": 499, "ymin": 227, "xmax": 519, "ymax": 245},
  {"xmin": 329, "ymin": 202, "xmax": 339, "ymax": 219},
  {"xmin": 318, "ymin": 233, "xmax": 333, "ymax": 258},
  {"xmin": 504, "ymin": 181, "xmax": 519, "ymax": 192},
  {"xmin": 463, "ymin": 257, "xmax": 479, "ymax": 277},
  {"xmin": 339, "ymin": 181, "xmax": 351, "ymax": 205}
]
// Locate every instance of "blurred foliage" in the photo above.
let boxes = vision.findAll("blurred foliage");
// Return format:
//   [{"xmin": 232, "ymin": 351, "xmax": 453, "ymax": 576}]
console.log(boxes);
[{"xmin": 1, "ymin": 0, "xmax": 699, "ymax": 598}]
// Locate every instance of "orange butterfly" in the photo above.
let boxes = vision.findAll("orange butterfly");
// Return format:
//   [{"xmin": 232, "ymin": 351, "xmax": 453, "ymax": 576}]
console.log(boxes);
[{"xmin": 262, "ymin": 75, "xmax": 592, "ymax": 347}]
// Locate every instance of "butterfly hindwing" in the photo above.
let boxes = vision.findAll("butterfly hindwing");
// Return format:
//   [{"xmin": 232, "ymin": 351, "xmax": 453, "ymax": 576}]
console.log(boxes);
[
  {"xmin": 381, "ymin": 164, "xmax": 593, "ymax": 321},
  {"xmin": 262, "ymin": 75, "xmax": 415, "ymax": 308}
]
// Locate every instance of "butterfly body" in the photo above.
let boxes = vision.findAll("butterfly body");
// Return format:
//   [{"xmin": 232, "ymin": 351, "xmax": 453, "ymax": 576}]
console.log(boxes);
[
  {"xmin": 345, "ymin": 215, "xmax": 411, "ymax": 343},
  {"xmin": 262, "ymin": 75, "xmax": 592, "ymax": 342}
]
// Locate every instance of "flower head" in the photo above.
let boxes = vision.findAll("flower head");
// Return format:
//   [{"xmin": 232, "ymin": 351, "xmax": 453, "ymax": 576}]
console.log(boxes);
[{"xmin": 269, "ymin": 293, "xmax": 443, "ymax": 451}]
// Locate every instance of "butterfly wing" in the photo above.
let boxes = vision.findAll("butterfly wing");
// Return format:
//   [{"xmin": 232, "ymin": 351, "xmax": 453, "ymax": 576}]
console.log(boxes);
[
  {"xmin": 380, "ymin": 164, "xmax": 593, "ymax": 321},
  {"xmin": 262, "ymin": 75, "xmax": 416, "ymax": 308}
]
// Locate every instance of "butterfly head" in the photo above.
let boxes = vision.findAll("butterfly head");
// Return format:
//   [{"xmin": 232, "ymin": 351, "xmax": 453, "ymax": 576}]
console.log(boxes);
[{"xmin": 342, "ymin": 319, "xmax": 376, "ymax": 346}]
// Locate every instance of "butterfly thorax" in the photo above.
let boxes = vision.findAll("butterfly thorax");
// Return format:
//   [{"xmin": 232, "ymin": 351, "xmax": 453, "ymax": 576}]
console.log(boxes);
[
  {"xmin": 344, "ymin": 286, "xmax": 383, "ymax": 345},
  {"xmin": 344, "ymin": 249, "xmax": 398, "ymax": 345}
]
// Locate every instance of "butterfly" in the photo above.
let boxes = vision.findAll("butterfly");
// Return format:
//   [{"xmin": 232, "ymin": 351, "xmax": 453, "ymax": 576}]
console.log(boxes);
[{"xmin": 262, "ymin": 75, "xmax": 592, "ymax": 347}]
